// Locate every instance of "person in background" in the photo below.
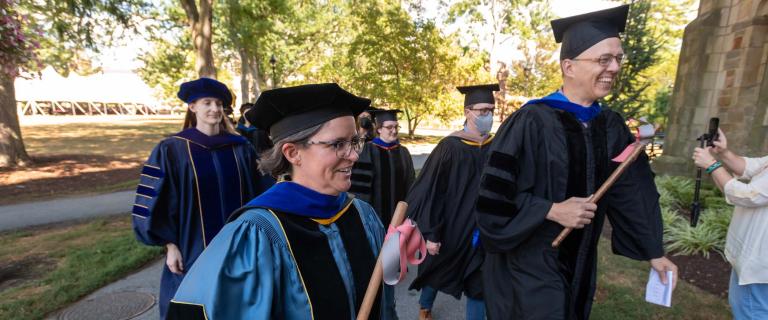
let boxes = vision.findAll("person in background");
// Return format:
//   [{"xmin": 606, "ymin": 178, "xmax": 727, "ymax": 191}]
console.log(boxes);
[
  {"xmin": 408, "ymin": 84, "xmax": 498, "ymax": 320},
  {"xmin": 131, "ymin": 77, "xmax": 274, "ymax": 319},
  {"xmin": 350, "ymin": 108, "xmax": 415, "ymax": 319},
  {"xmin": 236, "ymin": 102, "xmax": 274, "ymax": 154},
  {"xmin": 358, "ymin": 110, "xmax": 376, "ymax": 143},
  {"xmin": 693, "ymin": 128, "xmax": 768, "ymax": 320}
]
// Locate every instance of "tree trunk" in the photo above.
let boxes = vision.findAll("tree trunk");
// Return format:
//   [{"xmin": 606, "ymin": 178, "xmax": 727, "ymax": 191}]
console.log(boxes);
[
  {"xmin": 181, "ymin": 0, "xmax": 217, "ymax": 78},
  {"xmin": 239, "ymin": 49, "xmax": 250, "ymax": 104},
  {"xmin": 0, "ymin": 72, "xmax": 31, "ymax": 168},
  {"xmin": 408, "ymin": 118, "xmax": 416, "ymax": 139},
  {"xmin": 249, "ymin": 58, "xmax": 262, "ymax": 98}
]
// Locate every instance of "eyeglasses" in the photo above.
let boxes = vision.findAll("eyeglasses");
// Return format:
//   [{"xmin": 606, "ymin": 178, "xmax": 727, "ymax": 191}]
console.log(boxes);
[
  {"xmin": 381, "ymin": 125, "xmax": 401, "ymax": 131},
  {"xmin": 305, "ymin": 136, "xmax": 364, "ymax": 159},
  {"xmin": 570, "ymin": 54, "xmax": 625, "ymax": 67},
  {"xmin": 469, "ymin": 108, "xmax": 495, "ymax": 116}
]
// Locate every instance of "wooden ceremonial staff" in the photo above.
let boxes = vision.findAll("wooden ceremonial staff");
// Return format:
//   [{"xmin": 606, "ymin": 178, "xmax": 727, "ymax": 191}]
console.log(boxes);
[
  {"xmin": 357, "ymin": 201, "xmax": 409, "ymax": 320},
  {"xmin": 551, "ymin": 139, "xmax": 652, "ymax": 248}
]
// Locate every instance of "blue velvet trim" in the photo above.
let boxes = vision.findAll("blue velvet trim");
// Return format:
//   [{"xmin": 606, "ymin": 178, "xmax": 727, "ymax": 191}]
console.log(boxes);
[
  {"xmin": 236, "ymin": 123, "xmax": 257, "ymax": 133},
  {"xmin": 372, "ymin": 137, "xmax": 400, "ymax": 148},
  {"xmin": 175, "ymin": 128, "xmax": 247, "ymax": 149},
  {"xmin": 137, "ymin": 185, "xmax": 157, "ymax": 197},
  {"xmin": 246, "ymin": 182, "xmax": 348, "ymax": 219},
  {"xmin": 524, "ymin": 91, "xmax": 602, "ymax": 123},
  {"xmin": 132, "ymin": 204, "xmax": 151, "ymax": 216},
  {"xmin": 141, "ymin": 165, "xmax": 164, "ymax": 178}
]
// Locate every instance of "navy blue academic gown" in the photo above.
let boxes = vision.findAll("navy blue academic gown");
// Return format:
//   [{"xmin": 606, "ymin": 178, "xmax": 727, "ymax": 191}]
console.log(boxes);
[{"xmin": 131, "ymin": 128, "xmax": 274, "ymax": 318}]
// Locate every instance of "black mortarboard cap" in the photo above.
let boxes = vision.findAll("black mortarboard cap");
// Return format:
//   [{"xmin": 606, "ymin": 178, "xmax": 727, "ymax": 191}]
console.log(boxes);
[
  {"xmin": 457, "ymin": 84, "xmax": 500, "ymax": 107},
  {"xmin": 368, "ymin": 108, "xmax": 402, "ymax": 126},
  {"xmin": 248, "ymin": 83, "xmax": 371, "ymax": 141},
  {"xmin": 177, "ymin": 77, "xmax": 233, "ymax": 107},
  {"xmin": 551, "ymin": 4, "xmax": 629, "ymax": 60}
]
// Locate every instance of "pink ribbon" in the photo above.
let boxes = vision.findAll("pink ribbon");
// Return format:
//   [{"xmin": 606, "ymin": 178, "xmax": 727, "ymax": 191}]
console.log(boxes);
[
  {"xmin": 611, "ymin": 123, "xmax": 656, "ymax": 162},
  {"xmin": 381, "ymin": 218, "xmax": 426, "ymax": 285}
]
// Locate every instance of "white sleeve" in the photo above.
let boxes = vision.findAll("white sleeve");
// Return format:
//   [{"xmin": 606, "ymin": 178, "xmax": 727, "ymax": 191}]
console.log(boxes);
[
  {"xmin": 724, "ymin": 173, "xmax": 768, "ymax": 208},
  {"xmin": 739, "ymin": 156, "xmax": 768, "ymax": 180}
]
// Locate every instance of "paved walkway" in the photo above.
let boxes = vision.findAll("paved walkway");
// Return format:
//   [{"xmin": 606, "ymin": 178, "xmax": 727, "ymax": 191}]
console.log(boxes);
[
  {"xmin": 51, "ymin": 258, "xmax": 468, "ymax": 319},
  {"xmin": 0, "ymin": 191, "xmax": 134, "ymax": 232}
]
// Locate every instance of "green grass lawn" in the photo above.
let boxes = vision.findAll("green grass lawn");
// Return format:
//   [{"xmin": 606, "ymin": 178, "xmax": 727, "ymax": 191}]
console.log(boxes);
[
  {"xmin": 592, "ymin": 239, "xmax": 731, "ymax": 319},
  {"xmin": 0, "ymin": 216, "xmax": 163, "ymax": 320},
  {"xmin": 400, "ymin": 134, "xmax": 443, "ymax": 145}
]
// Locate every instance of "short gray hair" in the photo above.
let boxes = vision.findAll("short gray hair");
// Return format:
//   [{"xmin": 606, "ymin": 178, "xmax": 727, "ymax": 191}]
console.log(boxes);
[{"xmin": 258, "ymin": 122, "xmax": 325, "ymax": 178}]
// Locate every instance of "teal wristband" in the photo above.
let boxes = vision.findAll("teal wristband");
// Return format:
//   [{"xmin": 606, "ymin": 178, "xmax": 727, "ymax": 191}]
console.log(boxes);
[{"xmin": 706, "ymin": 161, "xmax": 722, "ymax": 174}]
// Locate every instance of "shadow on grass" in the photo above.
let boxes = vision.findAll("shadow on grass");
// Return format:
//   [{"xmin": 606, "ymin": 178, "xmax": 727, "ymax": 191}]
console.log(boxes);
[{"xmin": 0, "ymin": 154, "xmax": 141, "ymax": 205}]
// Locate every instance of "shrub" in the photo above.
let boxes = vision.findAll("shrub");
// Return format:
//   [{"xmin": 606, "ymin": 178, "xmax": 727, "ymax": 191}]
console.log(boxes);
[{"xmin": 656, "ymin": 175, "xmax": 733, "ymax": 258}]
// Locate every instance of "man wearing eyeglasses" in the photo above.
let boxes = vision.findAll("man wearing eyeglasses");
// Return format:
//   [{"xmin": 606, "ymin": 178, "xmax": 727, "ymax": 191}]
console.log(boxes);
[
  {"xmin": 350, "ymin": 108, "xmax": 415, "ymax": 320},
  {"xmin": 475, "ymin": 5, "xmax": 677, "ymax": 319},
  {"xmin": 407, "ymin": 84, "xmax": 498, "ymax": 320}
]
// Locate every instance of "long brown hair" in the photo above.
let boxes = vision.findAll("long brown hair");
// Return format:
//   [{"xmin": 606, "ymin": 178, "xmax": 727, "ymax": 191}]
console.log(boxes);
[{"xmin": 182, "ymin": 104, "xmax": 238, "ymax": 135}]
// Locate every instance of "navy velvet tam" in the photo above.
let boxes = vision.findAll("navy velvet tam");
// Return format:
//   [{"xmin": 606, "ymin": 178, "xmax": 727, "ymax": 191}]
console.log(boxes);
[
  {"xmin": 177, "ymin": 78, "xmax": 234, "ymax": 107},
  {"xmin": 248, "ymin": 83, "xmax": 371, "ymax": 142}
]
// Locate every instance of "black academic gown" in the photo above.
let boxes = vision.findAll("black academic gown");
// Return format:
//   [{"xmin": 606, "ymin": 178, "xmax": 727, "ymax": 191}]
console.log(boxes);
[
  {"xmin": 476, "ymin": 104, "xmax": 664, "ymax": 319},
  {"xmin": 131, "ymin": 128, "xmax": 274, "ymax": 319},
  {"xmin": 407, "ymin": 136, "xmax": 493, "ymax": 299},
  {"xmin": 236, "ymin": 122, "xmax": 274, "ymax": 154},
  {"xmin": 350, "ymin": 141, "xmax": 416, "ymax": 226}
]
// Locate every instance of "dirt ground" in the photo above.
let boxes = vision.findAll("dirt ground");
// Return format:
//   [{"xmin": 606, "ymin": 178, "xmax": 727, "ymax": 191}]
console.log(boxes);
[{"xmin": 669, "ymin": 251, "xmax": 731, "ymax": 298}]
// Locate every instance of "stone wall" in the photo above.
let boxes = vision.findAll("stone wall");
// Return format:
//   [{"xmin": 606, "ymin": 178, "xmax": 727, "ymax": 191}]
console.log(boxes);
[{"xmin": 654, "ymin": 0, "xmax": 768, "ymax": 175}]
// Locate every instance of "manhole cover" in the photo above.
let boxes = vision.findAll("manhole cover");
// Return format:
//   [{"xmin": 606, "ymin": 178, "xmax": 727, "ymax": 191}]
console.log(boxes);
[{"xmin": 58, "ymin": 291, "xmax": 155, "ymax": 320}]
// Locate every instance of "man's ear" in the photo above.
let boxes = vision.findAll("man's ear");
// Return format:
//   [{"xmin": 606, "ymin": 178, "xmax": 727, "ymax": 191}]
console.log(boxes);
[{"xmin": 561, "ymin": 60, "xmax": 575, "ymax": 79}]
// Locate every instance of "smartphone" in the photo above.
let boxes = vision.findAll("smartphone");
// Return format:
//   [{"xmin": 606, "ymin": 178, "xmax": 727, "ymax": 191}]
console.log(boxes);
[{"xmin": 707, "ymin": 117, "xmax": 719, "ymax": 147}]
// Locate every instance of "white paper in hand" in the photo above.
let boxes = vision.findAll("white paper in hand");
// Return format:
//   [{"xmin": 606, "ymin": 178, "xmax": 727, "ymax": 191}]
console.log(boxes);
[{"xmin": 645, "ymin": 268, "xmax": 674, "ymax": 307}]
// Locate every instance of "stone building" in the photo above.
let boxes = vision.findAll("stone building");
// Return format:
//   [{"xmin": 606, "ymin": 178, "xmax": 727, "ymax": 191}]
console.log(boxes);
[{"xmin": 654, "ymin": 0, "xmax": 768, "ymax": 175}]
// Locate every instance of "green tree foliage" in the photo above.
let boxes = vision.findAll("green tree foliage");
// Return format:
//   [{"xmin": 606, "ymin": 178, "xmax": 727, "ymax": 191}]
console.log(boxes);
[
  {"xmin": 136, "ymin": 36, "xmax": 196, "ymax": 105},
  {"xmin": 446, "ymin": 0, "xmax": 561, "ymax": 120},
  {"xmin": 503, "ymin": 0, "xmax": 560, "ymax": 103},
  {"xmin": 341, "ymin": 1, "xmax": 484, "ymax": 137},
  {"xmin": 136, "ymin": 3, "xmax": 196, "ymax": 104},
  {"xmin": 603, "ymin": 0, "xmax": 695, "ymax": 125},
  {"xmin": 215, "ymin": 0, "xmax": 289, "ymax": 101},
  {"xmin": 20, "ymin": 0, "xmax": 153, "ymax": 76}
]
